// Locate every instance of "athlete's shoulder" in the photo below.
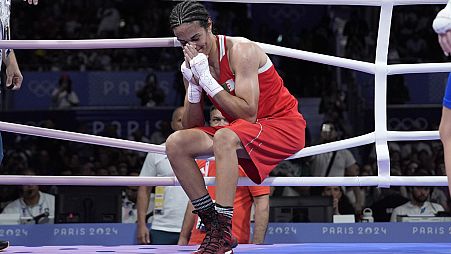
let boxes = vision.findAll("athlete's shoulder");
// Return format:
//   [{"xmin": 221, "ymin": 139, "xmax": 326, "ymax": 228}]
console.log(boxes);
[
  {"xmin": 227, "ymin": 36, "xmax": 266, "ymax": 69},
  {"xmin": 226, "ymin": 36, "xmax": 257, "ymax": 52}
]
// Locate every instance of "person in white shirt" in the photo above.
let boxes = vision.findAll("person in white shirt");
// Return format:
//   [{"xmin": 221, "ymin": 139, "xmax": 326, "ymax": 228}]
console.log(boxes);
[
  {"xmin": 122, "ymin": 183, "xmax": 138, "ymax": 224},
  {"xmin": 136, "ymin": 107, "xmax": 189, "ymax": 244},
  {"xmin": 2, "ymin": 169, "xmax": 55, "ymax": 224},
  {"xmin": 122, "ymin": 172, "xmax": 155, "ymax": 224},
  {"xmin": 309, "ymin": 122, "xmax": 363, "ymax": 212},
  {"xmin": 390, "ymin": 186, "xmax": 444, "ymax": 222}
]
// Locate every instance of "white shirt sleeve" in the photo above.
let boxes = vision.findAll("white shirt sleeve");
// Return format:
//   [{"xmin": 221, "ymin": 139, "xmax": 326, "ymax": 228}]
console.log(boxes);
[
  {"xmin": 390, "ymin": 207, "xmax": 400, "ymax": 222},
  {"xmin": 43, "ymin": 193, "xmax": 56, "ymax": 217},
  {"xmin": 342, "ymin": 149, "xmax": 357, "ymax": 168},
  {"xmin": 68, "ymin": 92, "xmax": 79, "ymax": 105},
  {"xmin": 139, "ymin": 153, "xmax": 157, "ymax": 177},
  {"xmin": 2, "ymin": 200, "xmax": 21, "ymax": 214},
  {"xmin": 432, "ymin": 203, "xmax": 445, "ymax": 213}
]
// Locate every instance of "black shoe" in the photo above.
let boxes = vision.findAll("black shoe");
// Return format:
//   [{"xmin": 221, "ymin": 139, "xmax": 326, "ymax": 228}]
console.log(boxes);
[{"xmin": 0, "ymin": 240, "xmax": 9, "ymax": 251}]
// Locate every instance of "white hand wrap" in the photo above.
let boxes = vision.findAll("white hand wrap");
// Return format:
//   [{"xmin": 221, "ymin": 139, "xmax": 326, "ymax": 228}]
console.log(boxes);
[
  {"xmin": 190, "ymin": 53, "xmax": 224, "ymax": 98},
  {"xmin": 433, "ymin": 3, "xmax": 451, "ymax": 34},
  {"xmin": 181, "ymin": 61, "xmax": 193, "ymax": 83},
  {"xmin": 181, "ymin": 61, "xmax": 202, "ymax": 103},
  {"xmin": 187, "ymin": 82, "xmax": 202, "ymax": 103}
]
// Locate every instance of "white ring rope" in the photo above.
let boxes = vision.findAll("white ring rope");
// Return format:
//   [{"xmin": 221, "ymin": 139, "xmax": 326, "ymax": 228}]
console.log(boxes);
[
  {"xmin": 199, "ymin": 0, "xmax": 446, "ymax": 6},
  {"xmin": 0, "ymin": 121, "xmax": 166, "ymax": 155},
  {"xmin": 0, "ymin": 39, "xmax": 373, "ymax": 73},
  {"xmin": 0, "ymin": 122, "xmax": 378, "ymax": 159},
  {"xmin": 0, "ymin": 0, "xmax": 448, "ymax": 187},
  {"xmin": 388, "ymin": 63, "xmax": 451, "ymax": 75},
  {"xmin": 0, "ymin": 38, "xmax": 180, "ymax": 49},
  {"xmin": 257, "ymin": 42, "xmax": 375, "ymax": 74},
  {"xmin": 388, "ymin": 131, "xmax": 439, "ymax": 141},
  {"xmin": 0, "ymin": 175, "xmax": 445, "ymax": 187},
  {"xmin": 373, "ymin": 1, "xmax": 393, "ymax": 187}
]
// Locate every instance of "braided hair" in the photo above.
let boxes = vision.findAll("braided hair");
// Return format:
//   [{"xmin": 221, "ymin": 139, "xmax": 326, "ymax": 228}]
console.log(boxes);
[{"xmin": 169, "ymin": 1, "xmax": 210, "ymax": 29}]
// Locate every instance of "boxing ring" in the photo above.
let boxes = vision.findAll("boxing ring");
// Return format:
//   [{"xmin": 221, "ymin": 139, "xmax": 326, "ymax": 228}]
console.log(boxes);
[
  {"xmin": 1, "ymin": 243, "xmax": 451, "ymax": 254},
  {"xmin": 0, "ymin": 0, "xmax": 450, "ymax": 253}
]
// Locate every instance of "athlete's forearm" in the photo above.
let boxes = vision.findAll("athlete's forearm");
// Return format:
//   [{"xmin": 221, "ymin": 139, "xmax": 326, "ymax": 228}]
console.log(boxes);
[
  {"xmin": 179, "ymin": 202, "xmax": 195, "ymax": 244},
  {"xmin": 182, "ymin": 78, "xmax": 206, "ymax": 128},
  {"xmin": 252, "ymin": 195, "xmax": 269, "ymax": 244},
  {"xmin": 136, "ymin": 186, "xmax": 152, "ymax": 225},
  {"xmin": 213, "ymin": 92, "xmax": 257, "ymax": 123},
  {"xmin": 3, "ymin": 49, "xmax": 15, "ymax": 66},
  {"xmin": 183, "ymin": 99, "xmax": 205, "ymax": 128}
]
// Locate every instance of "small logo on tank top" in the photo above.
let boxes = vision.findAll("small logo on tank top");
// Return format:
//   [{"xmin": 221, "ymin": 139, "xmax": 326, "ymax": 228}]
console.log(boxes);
[{"xmin": 221, "ymin": 79, "xmax": 235, "ymax": 93}]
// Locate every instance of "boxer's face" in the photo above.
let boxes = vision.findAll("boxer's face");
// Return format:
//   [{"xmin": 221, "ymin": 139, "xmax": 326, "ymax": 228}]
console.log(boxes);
[{"xmin": 174, "ymin": 20, "xmax": 212, "ymax": 55}]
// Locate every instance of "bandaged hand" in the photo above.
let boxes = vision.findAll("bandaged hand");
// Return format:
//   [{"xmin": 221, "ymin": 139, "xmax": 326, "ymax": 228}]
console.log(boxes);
[
  {"xmin": 433, "ymin": 3, "xmax": 451, "ymax": 34},
  {"xmin": 189, "ymin": 53, "xmax": 224, "ymax": 98},
  {"xmin": 433, "ymin": 3, "xmax": 451, "ymax": 55},
  {"xmin": 187, "ymin": 82, "xmax": 202, "ymax": 103},
  {"xmin": 181, "ymin": 61, "xmax": 194, "ymax": 83},
  {"xmin": 181, "ymin": 61, "xmax": 202, "ymax": 103}
]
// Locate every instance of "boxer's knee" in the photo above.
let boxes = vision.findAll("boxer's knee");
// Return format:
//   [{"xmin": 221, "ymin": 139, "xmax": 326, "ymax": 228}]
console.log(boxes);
[
  {"xmin": 213, "ymin": 128, "xmax": 240, "ymax": 154},
  {"xmin": 166, "ymin": 130, "xmax": 188, "ymax": 160}
]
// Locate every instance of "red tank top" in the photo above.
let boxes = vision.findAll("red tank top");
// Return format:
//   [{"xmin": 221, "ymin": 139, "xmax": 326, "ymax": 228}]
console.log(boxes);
[{"xmin": 210, "ymin": 35, "xmax": 300, "ymax": 121}]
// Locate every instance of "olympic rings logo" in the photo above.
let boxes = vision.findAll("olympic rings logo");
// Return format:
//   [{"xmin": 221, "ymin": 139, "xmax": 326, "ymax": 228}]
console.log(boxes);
[
  {"xmin": 27, "ymin": 80, "xmax": 55, "ymax": 97},
  {"xmin": 388, "ymin": 117, "xmax": 429, "ymax": 131}
]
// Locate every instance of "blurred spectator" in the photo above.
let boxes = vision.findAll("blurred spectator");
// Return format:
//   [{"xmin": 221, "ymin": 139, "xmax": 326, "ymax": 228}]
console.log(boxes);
[
  {"xmin": 64, "ymin": 13, "xmax": 82, "ymax": 39},
  {"xmin": 149, "ymin": 120, "xmax": 172, "ymax": 145},
  {"xmin": 51, "ymin": 74, "xmax": 79, "ymax": 109},
  {"xmin": 136, "ymin": 73, "xmax": 165, "ymax": 107},
  {"xmin": 78, "ymin": 162, "xmax": 95, "ymax": 176},
  {"xmin": 321, "ymin": 186, "xmax": 355, "ymax": 216},
  {"xmin": 97, "ymin": 0, "xmax": 121, "ymax": 38},
  {"xmin": 118, "ymin": 162, "xmax": 129, "ymax": 176},
  {"xmin": 431, "ymin": 186, "xmax": 449, "ymax": 212},
  {"xmin": 309, "ymin": 121, "xmax": 363, "ymax": 213},
  {"xmin": 108, "ymin": 165, "xmax": 119, "ymax": 176},
  {"xmin": 128, "ymin": 129, "xmax": 150, "ymax": 144},
  {"xmin": 100, "ymin": 124, "xmax": 120, "ymax": 139},
  {"xmin": 371, "ymin": 186, "xmax": 409, "ymax": 222},
  {"xmin": 96, "ymin": 168, "xmax": 108, "ymax": 176},
  {"xmin": 390, "ymin": 186, "xmax": 444, "ymax": 222},
  {"xmin": 122, "ymin": 172, "xmax": 139, "ymax": 224},
  {"xmin": 405, "ymin": 33, "xmax": 427, "ymax": 60},
  {"xmin": 414, "ymin": 168, "xmax": 448, "ymax": 212},
  {"xmin": 270, "ymin": 160, "xmax": 309, "ymax": 197},
  {"xmin": 387, "ymin": 75, "xmax": 409, "ymax": 105},
  {"xmin": 122, "ymin": 186, "xmax": 138, "ymax": 223},
  {"xmin": 319, "ymin": 85, "xmax": 352, "ymax": 138},
  {"xmin": 2, "ymin": 169, "xmax": 55, "ymax": 224},
  {"xmin": 343, "ymin": 10, "xmax": 369, "ymax": 61}
]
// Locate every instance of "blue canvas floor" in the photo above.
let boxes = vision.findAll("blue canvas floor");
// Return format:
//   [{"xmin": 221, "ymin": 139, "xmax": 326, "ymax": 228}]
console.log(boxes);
[{"xmin": 3, "ymin": 243, "xmax": 451, "ymax": 254}]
